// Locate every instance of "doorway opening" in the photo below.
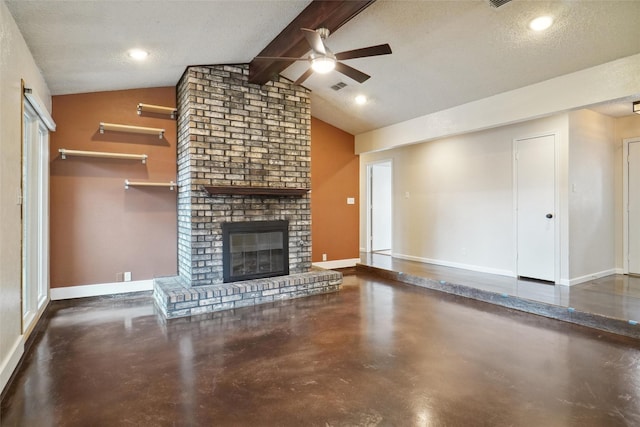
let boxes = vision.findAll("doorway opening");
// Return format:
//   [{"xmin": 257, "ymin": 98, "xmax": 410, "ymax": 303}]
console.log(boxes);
[
  {"xmin": 623, "ymin": 136, "xmax": 640, "ymax": 275},
  {"xmin": 366, "ymin": 160, "xmax": 392, "ymax": 255},
  {"xmin": 22, "ymin": 86, "xmax": 55, "ymax": 334}
]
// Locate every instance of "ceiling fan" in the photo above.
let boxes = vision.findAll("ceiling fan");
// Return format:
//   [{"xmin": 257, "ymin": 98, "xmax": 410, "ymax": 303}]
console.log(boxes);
[{"xmin": 256, "ymin": 27, "xmax": 392, "ymax": 86}]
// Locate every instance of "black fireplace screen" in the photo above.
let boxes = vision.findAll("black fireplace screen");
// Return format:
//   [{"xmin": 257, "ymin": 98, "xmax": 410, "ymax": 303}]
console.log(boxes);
[{"xmin": 222, "ymin": 220, "xmax": 289, "ymax": 283}]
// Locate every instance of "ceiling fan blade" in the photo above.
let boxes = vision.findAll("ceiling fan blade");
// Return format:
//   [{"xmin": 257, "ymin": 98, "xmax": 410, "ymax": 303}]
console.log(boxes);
[
  {"xmin": 335, "ymin": 44, "xmax": 392, "ymax": 61},
  {"xmin": 294, "ymin": 68, "xmax": 315, "ymax": 86},
  {"xmin": 301, "ymin": 28, "xmax": 326, "ymax": 55},
  {"xmin": 254, "ymin": 56, "xmax": 308, "ymax": 61},
  {"xmin": 335, "ymin": 62, "xmax": 370, "ymax": 84}
]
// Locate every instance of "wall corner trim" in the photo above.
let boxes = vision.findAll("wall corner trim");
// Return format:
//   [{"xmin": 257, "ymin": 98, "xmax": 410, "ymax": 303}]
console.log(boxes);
[
  {"xmin": 394, "ymin": 253, "xmax": 515, "ymax": 278},
  {"xmin": 560, "ymin": 269, "xmax": 618, "ymax": 287},
  {"xmin": 50, "ymin": 280, "xmax": 154, "ymax": 301}
]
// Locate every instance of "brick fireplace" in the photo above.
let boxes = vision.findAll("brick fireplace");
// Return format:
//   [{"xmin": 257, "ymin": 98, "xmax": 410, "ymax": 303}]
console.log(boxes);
[{"xmin": 153, "ymin": 65, "xmax": 342, "ymax": 319}]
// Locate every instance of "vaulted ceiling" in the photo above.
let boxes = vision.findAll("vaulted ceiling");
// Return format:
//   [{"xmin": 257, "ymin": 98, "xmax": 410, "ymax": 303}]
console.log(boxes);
[{"xmin": 6, "ymin": 0, "xmax": 640, "ymax": 135}]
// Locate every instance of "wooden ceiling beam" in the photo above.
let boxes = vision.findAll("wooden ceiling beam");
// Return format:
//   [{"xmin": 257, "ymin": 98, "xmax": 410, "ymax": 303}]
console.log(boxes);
[{"xmin": 248, "ymin": 0, "xmax": 376, "ymax": 85}]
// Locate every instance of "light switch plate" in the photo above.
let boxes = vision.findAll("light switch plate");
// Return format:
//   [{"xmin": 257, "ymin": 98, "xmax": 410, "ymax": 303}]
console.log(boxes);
[{"xmin": 347, "ymin": 197, "xmax": 355, "ymax": 205}]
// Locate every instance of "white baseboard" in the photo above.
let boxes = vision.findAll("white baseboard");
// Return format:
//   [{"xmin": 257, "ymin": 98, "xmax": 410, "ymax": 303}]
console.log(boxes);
[
  {"xmin": 50, "ymin": 279, "xmax": 154, "ymax": 301},
  {"xmin": 393, "ymin": 253, "xmax": 515, "ymax": 277},
  {"xmin": 0, "ymin": 336, "xmax": 24, "ymax": 395},
  {"xmin": 313, "ymin": 258, "xmax": 361, "ymax": 270},
  {"xmin": 559, "ymin": 269, "xmax": 617, "ymax": 287}
]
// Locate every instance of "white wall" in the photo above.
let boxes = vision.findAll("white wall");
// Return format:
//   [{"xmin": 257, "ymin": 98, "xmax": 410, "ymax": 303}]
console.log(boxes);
[
  {"xmin": 0, "ymin": 0, "xmax": 51, "ymax": 393},
  {"xmin": 360, "ymin": 109, "xmax": 626, "ymax": 285},
  {"xmin": 360, "ymin": 114, "xmax": 570, "ymax": 278},
  {"xmin": 355, "ymin": 52, "xmax": 639, "ymax": 287},
  {"xmin": 568, "ymin": 110, "xmax": 616, "ymax": 282}
]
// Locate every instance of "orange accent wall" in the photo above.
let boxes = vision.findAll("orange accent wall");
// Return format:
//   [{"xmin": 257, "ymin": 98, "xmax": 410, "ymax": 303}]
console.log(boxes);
[
  {"xmin": 311, "ymin": 117, "xmax": 359, "ymax": 262},
  {"xmin": 50, "ymin": 87, "xmax": 177, "ymax": 287}
]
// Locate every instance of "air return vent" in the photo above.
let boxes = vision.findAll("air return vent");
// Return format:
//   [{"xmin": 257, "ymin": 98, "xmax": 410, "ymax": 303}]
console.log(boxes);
[
  {"xmin": 331, "ymin": 82, "xmax": 347, "ymax": 91},
  {"xmin": 488, "ymin": 0, "xmax": 513, "ymax": 8}
]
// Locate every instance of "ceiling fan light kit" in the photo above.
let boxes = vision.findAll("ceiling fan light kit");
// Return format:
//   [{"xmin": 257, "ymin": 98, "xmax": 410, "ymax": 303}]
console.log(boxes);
[
  {"xmin": 255, "ymin": 27, "xmax": 391, "ymax": 86},
  {"xmin": 310, "ymin": 54, "xmax": 336, "ymax": 74}
]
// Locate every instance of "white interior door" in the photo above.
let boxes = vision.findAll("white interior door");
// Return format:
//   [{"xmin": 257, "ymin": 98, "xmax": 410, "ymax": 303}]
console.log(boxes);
[
  {"xmin": 515, "ymin": 135, "xmax": 556, "ymax": 282},
  {"xmin": 369, "ymin": 161, "xmax": 392, "ymax": 252},
  {"xmin": 629, "ymin": 141, "xmax": 640, "ymax": 274}
]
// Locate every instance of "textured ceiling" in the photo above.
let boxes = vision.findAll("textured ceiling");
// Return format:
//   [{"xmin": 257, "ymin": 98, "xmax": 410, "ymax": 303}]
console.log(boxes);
[
  {"xmin": 5, "ymin": 0, "xmax": 312, "ymax": 94},
  {"xmin": 6, "ymin": 0, "xmax": 640, "ymax": 135},
  {"xmin": 295, "ymin": 0, "xmax": 640, "ymax": 134}
]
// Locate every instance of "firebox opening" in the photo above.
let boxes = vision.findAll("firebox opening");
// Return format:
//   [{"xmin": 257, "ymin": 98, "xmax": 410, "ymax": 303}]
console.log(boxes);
[{"xmin": 222, "ymin": 220, "xmax": 289, "ymax": 283}]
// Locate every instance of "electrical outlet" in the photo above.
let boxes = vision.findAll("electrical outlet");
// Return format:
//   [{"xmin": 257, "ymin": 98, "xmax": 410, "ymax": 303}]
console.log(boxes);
[
  {"xmin": 322, "ymin": 253, "xmax": 327, "ymax": 261},
  {"xmin": 124, "ymin": 271, "xmax": 132, "ymax": 282}
]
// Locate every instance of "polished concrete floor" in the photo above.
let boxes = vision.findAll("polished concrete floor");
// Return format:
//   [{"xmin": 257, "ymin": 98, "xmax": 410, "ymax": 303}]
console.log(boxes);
[
  {"xmin": 3, "ymin": 273, "xmax": 640, "ymax": 426},
  {"xmin": 360, "ymin": 252, "xmax": 640, "ymax": 323}
]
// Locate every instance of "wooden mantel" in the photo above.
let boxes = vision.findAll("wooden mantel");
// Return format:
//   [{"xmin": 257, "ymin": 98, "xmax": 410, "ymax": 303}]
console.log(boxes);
[{"xmin": 204, "ymin": 186, "xmax": 309, "ymax": 196}]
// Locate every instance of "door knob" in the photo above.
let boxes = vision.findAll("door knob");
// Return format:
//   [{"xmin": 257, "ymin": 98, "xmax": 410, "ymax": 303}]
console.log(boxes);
[{"xmin": 546, "ymin": 213, "xmax": 553, "ymax": 219}]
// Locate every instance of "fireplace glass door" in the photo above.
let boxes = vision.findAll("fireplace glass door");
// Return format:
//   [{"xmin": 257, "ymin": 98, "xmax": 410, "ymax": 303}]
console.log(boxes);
[{"xmin": 222, "ymin": 220, "xmax": 289, "ymax": 282}]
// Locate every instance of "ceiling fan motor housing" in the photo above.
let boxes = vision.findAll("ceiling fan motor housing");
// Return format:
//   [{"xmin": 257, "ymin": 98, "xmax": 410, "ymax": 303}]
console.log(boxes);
[{"xmin": 316, "ymin": 27, "xmax": 330, "ymax": 40}]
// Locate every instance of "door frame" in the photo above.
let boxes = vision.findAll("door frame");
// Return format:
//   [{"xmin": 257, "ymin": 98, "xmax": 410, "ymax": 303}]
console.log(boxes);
[
  {"xmin": 623, "ymin": 136, "xmax": 640, "ymax": 274},
  {"xmin": 512, "ymin": 132, "xmax": 560, "ymax": 284},
  {"xmin": 365, "ymin": 159, "xmax": 393, "ymax": 253},
  {"xmin": 21, "ymin": 84, "xmax": 54, "ymax": 335}
]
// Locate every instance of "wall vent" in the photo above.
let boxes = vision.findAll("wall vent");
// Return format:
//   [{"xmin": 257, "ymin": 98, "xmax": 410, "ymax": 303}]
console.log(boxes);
[
  {"xmin": 331, "ymin": 82, "xmax": 347, "ymax": 91},
  {"xmin": 488, "ymin": 0, "xmax": 513, "ymax": 8}
]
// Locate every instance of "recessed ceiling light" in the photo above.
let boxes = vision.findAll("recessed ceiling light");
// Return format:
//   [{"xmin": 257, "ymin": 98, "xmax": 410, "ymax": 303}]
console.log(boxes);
[
  {"xmin": 128, "ymin": 49, "xmax": 149, "ymax": 60},
  {"xmin": 529, "ymin": 16, "xmax": 553, "ymax": 32},
  {"xmin": 355, "ymin": 95, "xmax": 367, "ymax": 105}
]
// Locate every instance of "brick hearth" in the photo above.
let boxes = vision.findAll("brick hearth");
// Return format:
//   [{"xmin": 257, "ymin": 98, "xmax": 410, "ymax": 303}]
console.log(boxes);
[{"xmin": 155, "ymin": 270, "xmax": 342, "ymax": 319}]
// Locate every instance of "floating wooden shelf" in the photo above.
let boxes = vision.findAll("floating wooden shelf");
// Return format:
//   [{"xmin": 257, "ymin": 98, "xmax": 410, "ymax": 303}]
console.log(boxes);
[
  {"xmin": 59, "ymin": 149, "xmax": 147, "ymax": 164},
  {"xmin": 204, "ymin": 186, "xmax": 309, "ymax": 196},
  {"xmin": 125, "ymin": 180, "xmax": 176, "ymax": 190},
  {"xmin": 99, "ymin": 122, "xmax": 165, "ymax": 139},
  {"xmin": 137, "ymin": 103, "xmax": 177, "ymax": 119}
]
